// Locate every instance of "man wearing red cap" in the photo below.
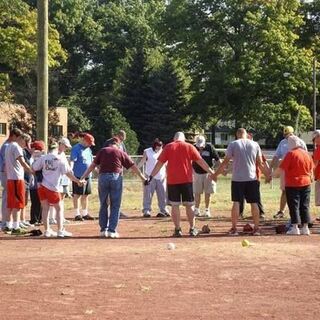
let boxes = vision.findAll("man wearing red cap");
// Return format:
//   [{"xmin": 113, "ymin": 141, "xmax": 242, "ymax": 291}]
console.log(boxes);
[{"xmin": 70, "ymin": 133, "xmax": 95, "ymax": 221}]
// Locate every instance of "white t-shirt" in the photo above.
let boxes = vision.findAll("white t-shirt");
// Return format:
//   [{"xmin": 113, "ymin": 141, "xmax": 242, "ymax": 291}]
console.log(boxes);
[
  {"xmin": 59, "ymin": 151, "xmax": 70, "ymax": 188},
  {"xmin": 4, "ymin": 142, "xmax": 24, "ymax": 180},
  {"xmin": 32, "ymin": 153, "xmax": 72, "ymax": 192},
  {"xmin": 144, "ymin": 147, "xmax": 166, "ymax": 180}
]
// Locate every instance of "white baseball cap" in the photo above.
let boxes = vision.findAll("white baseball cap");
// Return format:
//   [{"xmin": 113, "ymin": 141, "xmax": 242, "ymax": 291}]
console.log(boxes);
[
  {"xmin": 196, "ymin": 135, "xmax": 206, "ymax": 148},
  {"xmin": 58, "ymin": 137, "xmax": 72, "ymax": 148}
]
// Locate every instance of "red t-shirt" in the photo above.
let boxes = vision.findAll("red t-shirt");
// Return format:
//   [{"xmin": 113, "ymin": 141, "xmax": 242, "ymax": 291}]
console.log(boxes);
[
  {"xmin": 280, "ymin": 148, "xmax": 313, "ymax": 187},
  {"xmin": 94, "ymin": 147, "xmax": 134, "ymax": 173},
  {"xmin": 158, "ymin": 141, "xmax": 201, "ymax": 185},
  {"xmin": 313, "ymin": 146, "xmax": 320, "ymax": 180}
]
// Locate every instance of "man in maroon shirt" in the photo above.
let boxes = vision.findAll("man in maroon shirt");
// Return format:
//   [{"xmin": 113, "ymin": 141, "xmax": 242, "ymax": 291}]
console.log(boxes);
[{"xmin": 80, "ymin": 137, "xmax": 146, "ymax": 238}]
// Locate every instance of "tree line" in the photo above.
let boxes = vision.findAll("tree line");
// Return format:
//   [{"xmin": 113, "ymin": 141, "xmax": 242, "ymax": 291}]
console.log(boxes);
[{"xmin": 1, "ymin": 0, "xmax": 320, "ymax": 153}]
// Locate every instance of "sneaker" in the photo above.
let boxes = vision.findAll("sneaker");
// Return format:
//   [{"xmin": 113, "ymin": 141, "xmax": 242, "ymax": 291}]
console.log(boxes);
[
  {"xmin": 100, "ymin": 230, "xmax": 109, "ymax": 238},
  {"xmin": 204, "ymin": 209, "xmax": 211, "ymax": 218},
  {"xmin": 11, "ymin": 228, "xmax": 27, "ymax": 235},
  {"xmin": 189, "ymin": 228, "xmax": 199, "ymax": 237},
  {"xmin": 19, "ymin": 222, "xmax": 28, "ymax": 229},
  {"xmin": 44, "ymin": 229, "xmax": 57, "ymax": 237},
  {"xmin": 143, "ymin": 211, "xmax": 151, "ymax": 218},
  {"xmin": 22, "ymin": 221, "xmax": 34, "ymax": 227},
  {"xmin": 173, "ymin": 228, "xmax": 183, "ymax": 237},
  {"xmin": 286, "ymin": 227, "xmax": 300, "ymax": 235},
  {"xmin": 194, "ymin": 208, "xmax": 201, "ymax": 217},
  {"xmin": 119, "ymin": 212, "xmax": 128, "ymax": 219},
  {"xmin": 57, "ymin": 229, "xmax": 73, "ymax": 238},
  {"xmin": 83, "ymin": 214, "xmax": 94, "ymax": 220},
  {"xmin": 49, "ymin": 218, "xmax": 57, "ymax": 225},
  {"xmin": 74, "ymin": 215, "xmax": 84, "ymax": 221},
  {"xmin": 108, "ymin": 231, "xmax": 120, "ymax": 239},
  {"xmin": 273, "ymin": 211, "xmax": 284, "ymax": 219},
  {"xmin": 3, "ymin": 227, "xmax": 12, "ymax": 234},
  {"xmin": 156, "ymin": 212, "xmax": 166, "ymax": 218},
  {"xmin": 228, "ymin": 228, "xmax": 239, "ymax": 236},
  {"xmin": 164, "ymin": 211, "xmax": 171, "ymax": 217},
  {"xmin": 301, "ymin": 225, "xmax": 311, "ymax": 236},
  {"xmin": 259, "ymin": 213, "xmax": 265, "ymax": 220}
]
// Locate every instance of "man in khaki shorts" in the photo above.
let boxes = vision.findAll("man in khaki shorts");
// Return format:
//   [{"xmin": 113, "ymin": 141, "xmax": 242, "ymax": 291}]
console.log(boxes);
[{"xmin": 192, "ymin": 135, "xmax": 221, "ymax": 217}]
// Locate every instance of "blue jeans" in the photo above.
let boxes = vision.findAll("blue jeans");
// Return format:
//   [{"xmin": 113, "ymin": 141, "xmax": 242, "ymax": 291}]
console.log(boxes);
[{"xmin": 98, "ymin": 173, "xmax": 123, "ymax": 232}]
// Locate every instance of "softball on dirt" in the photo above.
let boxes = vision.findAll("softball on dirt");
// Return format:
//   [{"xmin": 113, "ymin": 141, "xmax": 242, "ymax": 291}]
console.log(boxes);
[
  {"xmin": 241, "ymin": 239, "xmax": 250, "ymax": 247},
  {"xmin": 167, "ymin": 242, "xmax": 176, "ymax": 250}
]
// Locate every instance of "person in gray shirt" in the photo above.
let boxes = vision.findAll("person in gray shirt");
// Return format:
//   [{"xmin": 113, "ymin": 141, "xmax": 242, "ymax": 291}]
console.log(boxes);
[{"xmin": 213, "ymin": 128, "xmax": 271, "ymax": 235}]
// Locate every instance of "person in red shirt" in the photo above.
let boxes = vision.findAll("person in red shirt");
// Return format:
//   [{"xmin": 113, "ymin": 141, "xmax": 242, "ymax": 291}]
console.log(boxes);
[
  {"xmin": 148, "ymin": 132, "xmax": 216, "ymax": 237},
  {"xmin": 279, "ymin": 135, "xmax": 313, "ymax": 235},
  {"xmin": 312, "ymin": 130, "xmax": 320, "ymax": 221}
]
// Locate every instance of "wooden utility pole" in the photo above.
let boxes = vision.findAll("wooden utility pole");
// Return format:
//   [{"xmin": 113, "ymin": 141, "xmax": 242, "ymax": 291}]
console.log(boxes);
[
  {"xmin": 37, "ymin": 0, "xmax": 49, "ymax": 143},
  {"xmin": 313, "ymin": 57, "xmax": 317, "ymax": 131}
]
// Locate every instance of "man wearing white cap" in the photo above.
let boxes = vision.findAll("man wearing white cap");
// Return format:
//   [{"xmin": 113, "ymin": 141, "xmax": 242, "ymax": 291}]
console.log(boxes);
[
  {"xmin": 192, "ymin": 135, "xmax": 220, "ymax": 217},
  {"xmin": 270, "ymin": 126, "xmax": 307, "ymax": 219}
]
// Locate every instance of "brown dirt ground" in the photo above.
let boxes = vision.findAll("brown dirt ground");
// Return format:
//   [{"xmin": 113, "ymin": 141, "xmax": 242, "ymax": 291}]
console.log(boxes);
[{"xmin": 0, "ymin": 210, "xmax": 320, "ymax": 320}]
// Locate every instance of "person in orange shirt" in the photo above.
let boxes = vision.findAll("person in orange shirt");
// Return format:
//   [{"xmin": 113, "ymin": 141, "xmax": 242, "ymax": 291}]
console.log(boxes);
[
  {"xmin": 279, "ymin": 135, "xmax": 313, "ymax": 235},
  {"xmin": 312, "ymin": 130, "xmax": 320, "ymax": 221}
]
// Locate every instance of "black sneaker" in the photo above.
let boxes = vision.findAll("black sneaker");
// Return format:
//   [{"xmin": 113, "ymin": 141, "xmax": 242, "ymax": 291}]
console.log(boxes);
[
  {"xmin": 3, "ymin": 227, "xmax": 12, "ymax": 234},
  {"xmin": 189, "ymin": 228, "xmax": 199, "ymax": 237},
  {"xmin": 74, "ymin": 215, "xmax": 84, "ymax": 221},
  {"xmin": 173, "ymin": 228, "xmax": 183, "ymax": 237},
  {"xmin": 83, "ymin": 214, "xmax": 94, "ymax": 220},
  {"xmin": 165, "ymin": 212, "xmax": 171, "ymax": 217},
  {"xmin": 156, "ymin": 212, "xmax": 166, "ymax": 218}
]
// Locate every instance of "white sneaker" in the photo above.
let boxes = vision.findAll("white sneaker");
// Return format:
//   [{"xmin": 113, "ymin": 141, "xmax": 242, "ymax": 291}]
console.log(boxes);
[
  {"xmin": 100, "ymin": 230, "xmax": 109, "ymax": 238},
  {"xmin": 301, "ymin": 225, "xmax": 311, "ymax": 235},
  {"xmin": 204, "ymin": 209, "xmax": 211, "ymax": 218},
  {"xmin": 57, "ymin": 229, "xmax": 72, "ymax": 238},
  {"xmin": 286, "ymin": 227, "xmax": 300, "ymax": 235},
  {"xmin": 22, "ymin": 221, "xmax": 34, "ymax": 227},
  {"xmin": 194, "ymin": 208, "xmax": 201, "ymax": 217},
  {"xmin": 143, "ymin": 211, "xmax": 151, "ymax": 218},
  {"xmin": 108, "ymin": 231, "xmax": 120, "ymax": 239},
  {"xmin": 44, "ymin": 229, "xmax": 57, "ymax": 237}
]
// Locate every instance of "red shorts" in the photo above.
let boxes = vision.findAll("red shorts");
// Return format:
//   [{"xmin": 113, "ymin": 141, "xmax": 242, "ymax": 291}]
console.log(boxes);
[
  {"xmin": 38, "ymin": 185, "xmax": 61, "ymax": 204},
  {"xmin": 7, "ymin": 179, "xmax": 26, "ymax": 209}
]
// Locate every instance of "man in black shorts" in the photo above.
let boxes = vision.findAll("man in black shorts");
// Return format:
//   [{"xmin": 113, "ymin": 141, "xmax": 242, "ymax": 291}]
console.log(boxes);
[{"xmin": 212, "ymin": 128, "xmax": 271, "ymax": 236}]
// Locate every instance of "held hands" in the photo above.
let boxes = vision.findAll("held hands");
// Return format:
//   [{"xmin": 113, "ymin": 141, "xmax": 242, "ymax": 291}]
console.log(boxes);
[
  {"xmin": 78, "ymin": 178, "xmax": 87, "ymax": 187},
  {"xmin": 144, "ymin": 175, "xmax": 153, "ymax": 186}
]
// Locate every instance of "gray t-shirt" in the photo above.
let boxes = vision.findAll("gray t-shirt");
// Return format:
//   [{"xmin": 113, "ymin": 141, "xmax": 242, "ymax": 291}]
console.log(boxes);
[
  {"xmin": 226, "ymin": 139, "xmax": 262, "ymax": 182},
  {"xmin": 5, "ymin": 142, "xmax": 24, "ymax": 180}
]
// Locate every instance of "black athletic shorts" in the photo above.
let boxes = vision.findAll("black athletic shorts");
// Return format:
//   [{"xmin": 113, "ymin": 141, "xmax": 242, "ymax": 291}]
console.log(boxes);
[
  {"xmin": 231, "ymin": 180, "xmax": 260, "ymax": 203},
  {"xmin": 167, "ymin": 183, "xmax": 194, "ymax": 205},
  {"xmin": 72, "ymin": 178, "xmax": 92, "ymax": 195}
]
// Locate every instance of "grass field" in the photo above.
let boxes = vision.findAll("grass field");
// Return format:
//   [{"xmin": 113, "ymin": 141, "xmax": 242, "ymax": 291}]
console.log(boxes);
[{"xmin": 64, "ymin": 175, "xmax": 320, "ymax": 220}]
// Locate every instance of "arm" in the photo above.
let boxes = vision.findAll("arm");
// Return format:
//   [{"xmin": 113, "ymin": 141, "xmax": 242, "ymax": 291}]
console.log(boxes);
[
  {"xmin": 212, "ymin": 156, "xmax": 231, "ymax": 180},
  {"xmin": 269, "ymin": 156, "xmax": 279, "ymax": 170},
  {"xmin": 194, "ymin": 158, "xmax": 215, "ymax": 175},
  {"xmin": 17, "ymin": 156, "xmax": 34, "ymax": 175},
  {"xmin": 150, "ymin": 160, "xmax": 165, "ymax": 178},
  {"xmin": 137, "ymin": 151, "xmax": 147, "ymax": 169},
  {"xmin": 80, "ymin": 162, "xmax": 97, "ymax": 180},
  {"xmin": 66, "ymin": 171, "xmax": 82, "ymax": 185},
  {"xmin": 257, "ymin": 156, "xmax": 272, "ymax": 182},
  {"xmin": 130, "ymin": 164, "xmax": 146, "ymax": 182}
]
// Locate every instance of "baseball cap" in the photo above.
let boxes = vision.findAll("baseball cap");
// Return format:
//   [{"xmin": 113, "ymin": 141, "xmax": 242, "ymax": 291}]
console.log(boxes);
[
  {"xmin": 83, "ymin": 133, "xmax": 95, "ymax": 146},
  {"xmin": 283, "ymin": 126, "xmax": 294, "ymax": 136},
  {"xmin": 58, "ymin": 137, "xmax": 72, "ymax": 148},
  {"xmin": 195, "ymin": 135, "xmax": 206, "ymax": 148},
  {"xmin": 31, "ymin": 140, "xmax": 45, "ymax": 151}
]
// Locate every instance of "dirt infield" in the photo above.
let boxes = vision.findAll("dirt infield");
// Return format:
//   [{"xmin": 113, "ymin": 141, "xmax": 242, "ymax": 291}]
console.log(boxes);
[{"xmin": 1, "ymin": 212, "xmax": 320, "ymax": 320}]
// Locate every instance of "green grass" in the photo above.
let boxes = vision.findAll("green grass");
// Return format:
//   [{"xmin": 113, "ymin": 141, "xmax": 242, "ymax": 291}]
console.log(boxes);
[{"xmin": 64, "ymin": 176, "xmax": 319, "ymax": 219}]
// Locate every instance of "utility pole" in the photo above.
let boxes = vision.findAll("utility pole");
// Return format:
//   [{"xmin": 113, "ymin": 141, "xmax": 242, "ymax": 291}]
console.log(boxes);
[
  {"xmin": 37, "ymin": 0, "xmax": 49, "ymax": 143},
  {"xmin": 313, "ymin": 57, "xmax": 317, "ymax": 131}
]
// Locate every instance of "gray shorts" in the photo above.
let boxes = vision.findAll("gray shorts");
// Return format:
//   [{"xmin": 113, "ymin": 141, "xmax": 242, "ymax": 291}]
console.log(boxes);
[{"xmin": 193, "ymin": 173, "xmax": 216, "ymax": 194}]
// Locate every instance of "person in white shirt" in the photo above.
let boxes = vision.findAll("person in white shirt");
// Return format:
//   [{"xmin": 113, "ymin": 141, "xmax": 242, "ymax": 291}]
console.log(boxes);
[
  {"xmin": 138, "ymin": 138, "xmax": 169, "ymax": 218},
  {"xmin": 32, "ymin": 142, "xmax": 83, "ymax": 238},
  {"xmin": 4, "ymin": 133, "xmax": 34, "ymax": 235}
]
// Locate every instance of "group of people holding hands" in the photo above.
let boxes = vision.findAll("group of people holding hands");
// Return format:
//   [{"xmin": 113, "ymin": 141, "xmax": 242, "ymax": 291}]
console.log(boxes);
[{"xmin": 0, "ymin": 124, "xmax": 318, "ymax": 238}]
